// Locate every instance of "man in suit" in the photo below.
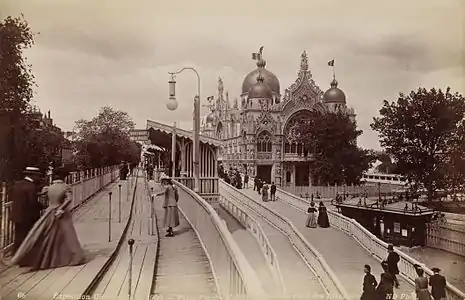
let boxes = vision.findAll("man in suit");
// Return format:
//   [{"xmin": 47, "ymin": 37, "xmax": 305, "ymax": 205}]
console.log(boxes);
[
  {"xmin": 386, "ymin": 244, "xmax": 400, "ymax": 288},
  {"xmin": 10, "ymin": 166, "xmax": 45, "ymax": 254},
  {"xmin": 429, "ymin": 267, "xmax": 447, "ymax": 300},
  {"xmin": 270, "ymin": 182, "xmax": 277, "ymax": 201}
]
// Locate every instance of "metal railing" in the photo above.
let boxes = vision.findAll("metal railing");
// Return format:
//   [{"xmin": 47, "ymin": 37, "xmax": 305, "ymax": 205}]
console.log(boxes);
[
  {"xmin": 1, "ymin": 166, "xmax": 120, "ymax": 253},
  {"xmin": 276, "ymin": 188, "xmax": 465, "ymax": 300},
  {"xmin": 219, "ymin": 180, "xmax": 349, "ymax": 300},
  {"xmin": 218, "ymin": 190, "xmax": 286, "ymax": 295},
  {"xmin": 173, "ymin": 180, "xmax": 266, "ymax": 299}
]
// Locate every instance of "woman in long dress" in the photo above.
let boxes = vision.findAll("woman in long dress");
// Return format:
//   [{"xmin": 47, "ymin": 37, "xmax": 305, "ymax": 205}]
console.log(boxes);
[
  {"xmin": 156, "ymin": 174, "xmax": 180, "ymax": 237},
  {"xmin": 262, "ymin": 182, "xmax": 269, "ymax": 202},
  {"xmin": 414, "ymin": 265, "xmax": 432, "ymax": 300},
  {"xmin": 1, "ymin": 169, "xmax": 85, "ymax": 270},
  {"xmin": 306, "ymin": 202, "xmax": 318, "ymax": 228},
  {"xmin": 317, "ymin": 201, "xmax": 330, "ymax": 228},
  {"xmin": 376, "ymin": 261, "xmax": 395, "ymax": 300}
]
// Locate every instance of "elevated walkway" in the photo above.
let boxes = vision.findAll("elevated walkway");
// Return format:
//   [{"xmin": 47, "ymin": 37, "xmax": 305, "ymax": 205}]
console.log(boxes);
[{"xmin": 241, "ymin": 187, "xmax": 413, "ymax": 298}]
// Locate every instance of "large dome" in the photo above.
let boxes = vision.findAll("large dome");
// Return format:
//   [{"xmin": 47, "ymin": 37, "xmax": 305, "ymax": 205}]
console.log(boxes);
[
  {"xmin": 248, "ymin": 74, "xmax": 273, "ymax": 99},
  {"xmin": 242, "ymin": 60, "xmax": 280, "ymax": 95},
  {"xmin": 323, "ymin": 79, "xmax": 346, "ymax": 103}
]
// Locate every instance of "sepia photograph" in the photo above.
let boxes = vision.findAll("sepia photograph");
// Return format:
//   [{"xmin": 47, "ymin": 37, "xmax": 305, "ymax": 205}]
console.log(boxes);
[{"xmin": 0, "ymin": 0, "xmax": 464, "ymax": 299}]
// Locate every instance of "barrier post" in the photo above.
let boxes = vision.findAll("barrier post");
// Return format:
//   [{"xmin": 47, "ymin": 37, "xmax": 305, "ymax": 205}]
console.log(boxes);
[
  {"xmin": 128, "ymin": 238, "xmax": 135, "ymax": 299},
  {"xmin": 118, "ymin": 184, "xmax": 122, "ymax": 223},
  {"xmin": 108, "ymin": 192, "xmax": 112, "ymax": 242}
]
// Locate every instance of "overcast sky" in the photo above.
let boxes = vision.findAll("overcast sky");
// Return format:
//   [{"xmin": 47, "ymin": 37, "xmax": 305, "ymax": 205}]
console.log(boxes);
[{"xmin": 2, "ymin": 0, "xmax": 464, "ymax": 149}]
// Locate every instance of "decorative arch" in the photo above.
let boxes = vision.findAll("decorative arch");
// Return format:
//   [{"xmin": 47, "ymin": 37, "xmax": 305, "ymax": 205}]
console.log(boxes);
[
  {"xmin": 256, "ymin": 130, "xmax": 272, "ymax": 153},
  {"xmin": 283, "ymin": 109, "xmax": 314, "ymax": 156},
  {"xmin": 216, "ymin": 122, "xmax": 224, "ymax": 139}
]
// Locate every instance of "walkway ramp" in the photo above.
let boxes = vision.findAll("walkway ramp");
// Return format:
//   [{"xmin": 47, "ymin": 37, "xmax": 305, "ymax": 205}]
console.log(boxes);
[
  {"xmin": 220, "ymin": 184, "xmax": 326, "ymax": 298},
  {"xmin": 241, "ymin": 187, "xmax": 414, "ymax": 299},
  {"xmin": 216, "ymin": 205, "xmax": 278, "ymax": 294},
  {"xmin": 149, "ymin": 181, "xmax": 217, "ymax": 298},
  {"xmin": 0, "ymin": 177, "xmax": 137, "ymax": 300}
]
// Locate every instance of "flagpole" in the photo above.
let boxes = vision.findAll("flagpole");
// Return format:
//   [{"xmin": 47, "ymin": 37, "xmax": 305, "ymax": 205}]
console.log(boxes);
[{"xmin": 332, "ymin": 58, "xmax": 336, "ymax": 80}]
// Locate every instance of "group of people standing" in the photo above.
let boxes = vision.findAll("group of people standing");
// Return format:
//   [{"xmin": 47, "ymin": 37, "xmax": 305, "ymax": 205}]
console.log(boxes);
[
  {"xmin": 1, "ymin": 166, "xmax": 85, "ymax": 270},
  {"xmin": 305, "ymin": 200, "xmax": 330, "ymax": 228},
  {"xmin": 361, "ymin": 244, "xmax": 447, "ymax": 300},
  {"xmin": 253, "ymin": 177, "xmax": 277, "ymax": 202}
]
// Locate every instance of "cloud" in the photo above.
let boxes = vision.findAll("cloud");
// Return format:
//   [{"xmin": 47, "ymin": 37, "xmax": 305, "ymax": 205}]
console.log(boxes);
[{"xmin": 1, "ymin": 0, "xmax": 464, "ymax": 151}]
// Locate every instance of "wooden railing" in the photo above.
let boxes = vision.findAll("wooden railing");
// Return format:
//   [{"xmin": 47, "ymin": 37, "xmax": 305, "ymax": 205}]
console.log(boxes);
[
  {"xmin": 219, "ymin": 180, "xmax": 349, "ymax": 300},
  {"xmin": 172, "ymin": 177, "xmax": 218, "ymax": 195},
  {"xmin": 276, "ymin": 188, "xmax": 465, "ymax": 300},
  {"xmin": 173, "ymin": 180, "xmax": 267, "ymax": 299},
  {"xmin": 218, "ymin": 189, "xmax": 287, "ymax": 295},
  {"xmin": 1, "ymin": 166, "xmax": 120, "ymax": 253}
]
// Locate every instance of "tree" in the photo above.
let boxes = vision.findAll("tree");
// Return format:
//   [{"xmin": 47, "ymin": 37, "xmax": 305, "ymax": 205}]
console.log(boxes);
[
  {"xmin": 0, "ymin": 15, "xmax": 38, "ymax": 181},
  {"xmin": 297, "ymin": 110, "xmax": 375, "ymax": 185},
  {"xmin": 74, "ymin": 106, "xmax": 139, "ymax": 169},
  {"xmin": 371, "ymin": 87, "xmax": 465, "ymax": 203}
]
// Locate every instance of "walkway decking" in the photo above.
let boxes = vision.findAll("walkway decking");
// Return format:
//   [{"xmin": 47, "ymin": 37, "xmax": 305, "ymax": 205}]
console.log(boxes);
[
  {"xmin": 220, "ymin": 186, "xmax": 325, "ymax": 298},
  {"xmin": 0, "ymin": 179, "xmax": 135, "ymax": 299},
  {"xmin": 216, "ymin": 205, "xmax": 276, "ymax": 294},
  {"xmin": 149, "ymin": 181, "xmax": 217, "ymax": 298},
  {"xmin": 241, "ymin": 187, "xmax": 415, "ymax": 299},
  {"xmin": 92, "ymin": 176, "xmax": 156, "ymax": 299}
]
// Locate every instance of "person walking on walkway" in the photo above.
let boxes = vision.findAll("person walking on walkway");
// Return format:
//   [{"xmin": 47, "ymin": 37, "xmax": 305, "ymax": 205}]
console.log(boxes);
[
  {"xmin": 2, "ymin": 168, "xmax": 85, "ymax": 270},
  {"xmin": 270, "ymin": 182, "xmax": 276, "ymax": 201},
  {"xmin": 244, "ymin": 173, "xmax": 249, "ymax": 189},
  {"xmin": 413, "ymin": 265, "xmax": 431, "ymax": 300},
  {"xmin": 262, "ymin": 182, "xmax": 269, "ymax": 202},
  {"xmin": 386, "ymin": 244, "xmax": 400, "ymax": 288},
  {"xmin": 376, "ymin": 261, "xmax": 395, "ymax": 300},
  {"xmin": 253, "ymin": 177, "xmax": 258, "ymax": 191},
  {"xmin": 317, "ymin": 201, "xmax": 330, "ymax": 228},
  {"xmin": 156, "ymin": 174, "xmax": 180, "ymax": 237},
  {"xmin": 9, "ymin": 166, "xmax": 45, "ymax": 255},
  {"xmin": 305, "ymin": 202, "xmax": 318, "ymax": 228},
  {"xmin": 361, "ymin": 264, "xmax": 377, "ymax": 300},
  {"xmin": 429, "ymin": 267, "xmax": 446, "ymax": 300}
]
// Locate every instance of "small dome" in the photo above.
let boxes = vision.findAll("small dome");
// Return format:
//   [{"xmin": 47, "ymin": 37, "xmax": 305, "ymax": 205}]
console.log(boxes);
[
  {"xmin": 205, "ymin": 112, "xmax": 216, "ymax": 124},
  {"xmin": 242, "ymin": 60, "xmax": 280, "ymax": 95},
  {"xmin": 248, "ymin": 74, "xmax": 273, "ymax": 99},
  {"xmin": 323, "ymin": 79, "xmax": 346, "ymax": 103}
]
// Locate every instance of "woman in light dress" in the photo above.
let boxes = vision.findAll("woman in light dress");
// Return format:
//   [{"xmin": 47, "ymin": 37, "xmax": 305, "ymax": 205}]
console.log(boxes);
[
  {"xmin": 261, "ymin": 182, "xmax": 269, "ymax": 202},
  {"xmin": 306, "ymin": 202, "xmax": 318, "ymax": 228},
  {"xmin": 156, "ymin": 174, "xmax": 180, "ymax": 237},
  {"xmin": 1, "ymin": 169, "xmax": 85, "ymax": 270},
  {"xmin": 414, "ymin": 265, "xmax": 432, "ymax": 300}
]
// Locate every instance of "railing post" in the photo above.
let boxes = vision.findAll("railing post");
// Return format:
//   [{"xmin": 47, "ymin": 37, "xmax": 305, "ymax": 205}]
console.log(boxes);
[
  {"xmin": 108, "ymin": 191, "xmax": 112, "ymax": 242},
  {"xmin": 0, "ymin": 182, "xmax": 5, "ymax": 251},
  {"xmin": 128, "ymin": 238, "xmax": 135, "ymax": 299},
  {"xmin": 118, "ymin": 184, "xmax": 122, "ymax": 223}
]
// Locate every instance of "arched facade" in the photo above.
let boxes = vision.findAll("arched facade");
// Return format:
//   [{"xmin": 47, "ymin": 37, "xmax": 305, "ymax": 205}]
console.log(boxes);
[{"xmin": 200, "ymin": 50, "xmax": 356, "ymax": 187}]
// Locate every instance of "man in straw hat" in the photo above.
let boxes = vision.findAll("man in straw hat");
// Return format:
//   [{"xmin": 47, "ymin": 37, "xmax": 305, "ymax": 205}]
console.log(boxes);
[
  {"xmin": 9, "ymin": 166, "xmax": 46, "ymax": 254},
  {"xmin": 429, "ymin": 267, "xmax": 447, "ymax": 300}
]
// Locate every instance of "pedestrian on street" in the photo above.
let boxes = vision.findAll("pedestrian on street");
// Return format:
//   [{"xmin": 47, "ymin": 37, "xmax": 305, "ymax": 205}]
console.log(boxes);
[
  {"xmin": 413, "ymin": 264, "xmax": 431, "ymax": 300},
  {"xmin": 376, "ymin": 261, "xmax": 395, "ymax": 300},
  {"xmin": 317, "ymin": 201, "xmax": 330, "ymax": 228},
  {"xmin": 429, "ymin": 267, "xmax": 446, "ymax": 300},
  {"xmin": 386, "ymin": 244, "xmax": 400, "ymax": 288},
  {"xmin": 361, "ymin": 264, "xmax": 377, "ymax": 300},
  {"xmin": 244, "ymin": 173, "xmax": 249, "ymax": 189},
  {"xmin": 262, "ymin": 182, "xmax": 269, "ymax": 201},
  {"xmin": 253, "ymin": 177, "xmax": 258, "ymax": 191},
  {"xmin": 305, "ymin": 202, "xmax": 318, "ymax": 228},
  {"xmin": 270, "ymin": 182, "xmax": 276, "ymax": 201},
  {"xmin": 156, "ymin": 174, "xmax": 180, "ymax": 237},
  {"xmin": 9, "ymin": 167, "xmax": 45, "ymax": 255},
  {"xmin": 2, "ymin": 168, "xmax": 85, "ymax": 270}
]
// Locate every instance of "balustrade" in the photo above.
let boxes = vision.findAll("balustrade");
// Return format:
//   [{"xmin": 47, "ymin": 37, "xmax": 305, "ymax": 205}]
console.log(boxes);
[
  {"xmin": 1, "ymin": 166, "xmax": 120, "ymax": 252},
  {"xmin": 276, "ymin": 188, "xmax": 465, "ymax": 300},
  {"xmin": 219, "ymin": 180, "xmax": 349, "ymax": 299},
  {"xmin": 218, "ymin": 192, "xmax": 286, "ymax": 295},
  {"xmin": 173, "ymin": 180, "xmax": 266, "ymax": 299},
  {"xmin": 172, "ymin": 177, "xmax": 218, "ymax": 195}
]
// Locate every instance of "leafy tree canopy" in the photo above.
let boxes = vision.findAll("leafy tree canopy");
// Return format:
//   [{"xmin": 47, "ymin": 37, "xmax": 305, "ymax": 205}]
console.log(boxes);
[
  {"xmin": 371, "ymin": 87, "xmax": 465, "ymax": 201},
  {"xmin": 74, "ymin": 106, "xmax": 139, "ymax": 168},
  {"xmin": 297, "ymin": 110, "xmax": 375, "ymax": 185}
]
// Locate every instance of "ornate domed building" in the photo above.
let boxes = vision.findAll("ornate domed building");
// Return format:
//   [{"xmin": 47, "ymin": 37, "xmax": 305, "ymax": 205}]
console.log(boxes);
[{"xmin": 201, "ymin": 49, "xmax": 356, "ymax": 187}]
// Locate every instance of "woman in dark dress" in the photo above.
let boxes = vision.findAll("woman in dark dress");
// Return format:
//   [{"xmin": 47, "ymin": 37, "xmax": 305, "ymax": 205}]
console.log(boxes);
[
  {"xmin": 361, "ymin": 264, "xmax": 377, "ymax": 300},
  {"xmin": 317, "ymin": 201, "xmax": 330, "ymax": 228},
  {"xmin": 376, "ymin": 261, "xmax": 395, "ymax": 300}
]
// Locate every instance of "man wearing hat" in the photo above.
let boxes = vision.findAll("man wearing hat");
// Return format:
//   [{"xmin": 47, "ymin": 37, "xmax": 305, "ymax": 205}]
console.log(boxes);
[
  {"xmin": 9, "ymin": 166, "xmax": 46, "ymax": 254},
  {"xmin": 386, "ymin": 244, "xmax": 400, "ymax": 288},
  {"xmin": 429, "ymin": 267, "xmax": 447, "ymax": 300}
]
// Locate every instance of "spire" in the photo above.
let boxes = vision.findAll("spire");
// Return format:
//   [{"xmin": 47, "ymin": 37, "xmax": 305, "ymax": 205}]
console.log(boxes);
[
  {"xmin": 330, "ymin": 78, "xmax": 338, "ymax": 88},
  {"xmin": 300, "ymin": 51, "xmax": 308, "ymax": 70},
  {"xmin": 257, "ymin": 71, "xmax": 265, "ymax": 83}
]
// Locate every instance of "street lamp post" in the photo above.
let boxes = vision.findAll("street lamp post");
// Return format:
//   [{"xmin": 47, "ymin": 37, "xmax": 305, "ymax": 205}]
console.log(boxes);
[{"xmin": 168, "ymin": 68, "xmax": 201, "ymax": 193}]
